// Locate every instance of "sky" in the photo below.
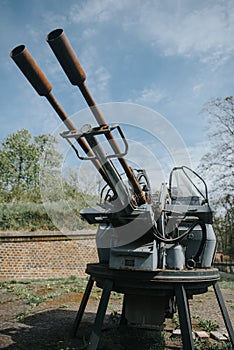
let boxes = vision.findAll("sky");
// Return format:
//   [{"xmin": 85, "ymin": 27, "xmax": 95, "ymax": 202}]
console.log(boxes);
[{"xmin": 1, "ymin": 0, "xmax": 234, "ymax": 185}]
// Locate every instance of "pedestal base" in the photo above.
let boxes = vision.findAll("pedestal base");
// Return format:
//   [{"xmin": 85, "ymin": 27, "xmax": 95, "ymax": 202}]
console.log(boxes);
[{"xmin": 73, "ymin": 264, "xmax": 234, "ymax": 350}]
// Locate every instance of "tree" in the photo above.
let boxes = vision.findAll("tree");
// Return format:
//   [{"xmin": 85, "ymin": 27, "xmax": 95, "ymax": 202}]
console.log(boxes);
[
  {"xmin": 200, "ymin": 96, "xmax": 234, "ymax": 197},
  {"xmin": 0, "ymin": 129, "xmax": 61, "ymax": 202},
  {"xmin": 199, "ymin": 97, "xmax": 234, "ymax": 256},
  {"xmin": 213, "ymin": 195, "xmax": 233, "ymax": 257}
]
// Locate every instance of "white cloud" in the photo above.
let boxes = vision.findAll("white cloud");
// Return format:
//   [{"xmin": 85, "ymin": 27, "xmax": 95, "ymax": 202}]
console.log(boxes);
[
  {"xmin": 69, "ymin": 0, "xmax": 128, "ymax": 24},
  {"xmin": 67, "ymin": 0, "xmax": 234, "ymax": 68},
  {"xmin": 125, "ymin": 1, "xmax": 234, "ymax": 67},
  {"xmin": 42, "ymin": 12, "xmax": 68, "ymax": 29},
  {"xmin": 133, "ymin": 86, "xmax": 167, "ymax": 107},
  {"xmin": 91, "ymin": 66, "xmax": 111, "ymax": 101},
  {"xmin": 81, "ymin": 28, "xmax": 97, "ymax": 39},
  {"xmin": 192, "ymin": 83, "xmax": 204, "ymax": 97},
  {"xmin": 78, "ymin": 44, "xmax": 111, "ymax": 102}
]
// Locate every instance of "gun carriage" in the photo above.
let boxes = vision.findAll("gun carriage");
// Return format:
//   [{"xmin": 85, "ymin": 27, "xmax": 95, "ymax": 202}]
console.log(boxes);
[{"xmin": 10, "ymin": 29, "xmax": 234, "ymax": 350}]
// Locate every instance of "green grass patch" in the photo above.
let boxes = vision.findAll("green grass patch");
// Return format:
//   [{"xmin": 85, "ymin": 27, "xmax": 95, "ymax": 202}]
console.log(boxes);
[
  {"xmin": 197, "ymin": 319, "xmax": 219, "ymax": 332},
  {"xmin": 0, "ymin": 201, "xmax": 92, "ymax": 231},
  {"xmin": 219, "ymin": 272, "xmax": 234, "ymax": 290},
  {"xmin": 0, "ymin": 276, "xmax": 89, "ymax": 318},
  {"xmin": 194, "ymin": 338, "xmax": 232, "ymax": 350},
  {"xmin": 0, "ymin": 276, "xmax": 122, "ymax": 320}
]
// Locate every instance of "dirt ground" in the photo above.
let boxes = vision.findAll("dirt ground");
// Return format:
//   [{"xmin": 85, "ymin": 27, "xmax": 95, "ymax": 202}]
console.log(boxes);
[{"xmin": 0, "ymin": 276, "xmax": 233, "ymax": 350}]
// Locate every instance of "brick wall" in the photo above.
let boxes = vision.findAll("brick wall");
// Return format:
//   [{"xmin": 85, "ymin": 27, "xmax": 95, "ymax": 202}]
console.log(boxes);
[{"xmin": 0, "ymin": 231, "xmax": 98, "ymax": 281}]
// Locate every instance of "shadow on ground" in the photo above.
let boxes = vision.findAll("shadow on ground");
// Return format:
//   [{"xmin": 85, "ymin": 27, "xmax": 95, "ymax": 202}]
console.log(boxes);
[
  {"xmin": 0, "ymin": 309, "xmax": 166, "ymax": 350},
  {"xmin": 0, "ymin": 309, "xmax": 91, "ymax": 349}
]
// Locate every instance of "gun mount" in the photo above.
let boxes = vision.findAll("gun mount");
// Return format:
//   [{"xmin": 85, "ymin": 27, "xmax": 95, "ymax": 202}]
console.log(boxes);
[{"xmin": 10, "ymin": 29, "xmax": 234, "ymax": 350}]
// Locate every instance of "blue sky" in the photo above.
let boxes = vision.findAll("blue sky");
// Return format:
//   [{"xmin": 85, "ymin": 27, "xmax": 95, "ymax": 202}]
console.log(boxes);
[{"xmin": 1, "ymin": 0, "xmax": 234, "ymax": 175}]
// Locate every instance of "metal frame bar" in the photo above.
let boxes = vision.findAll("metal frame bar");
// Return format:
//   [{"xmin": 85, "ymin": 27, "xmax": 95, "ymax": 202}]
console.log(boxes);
[
  {"xmin": 87, "ymin": 279, "xmax": 113, "ymax": 350},
  {"xmin": 175, "ymin": 284, "xmax": 194, "ymax": 350},
  {"xmin": 120, "ymin": 295, "xmax": 128, "ymax": 325},
  {"xmin": 212, "ymin": 281, "xmax": 234, "ymax": 347},
  {"xmin": 72, "ymin": 275, "xmax": 94, "ymax": 337}
]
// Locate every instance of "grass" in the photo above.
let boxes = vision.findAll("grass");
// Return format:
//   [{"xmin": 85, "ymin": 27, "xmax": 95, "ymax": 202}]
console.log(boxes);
[
  {"xmin": 194, "ymin": 338, "xmax": 232, "ymax": 350},
  {"xmin": 0, "ymin": 275, "xmax": 122, "ymax": 321},
  {"xmin": 0, "ymin": 276, "xmax": 95, "ymax": 319},
  {"xmin": 219, "ymin": 272, "xmax": 234, "ymax": 290},
  {"xmin": 0, "ymin": 201, "xmax": 92, "ymax": 231},
  {"xmin": 197, "ymin": 319, "xmax": 219, "ymax": 332}
]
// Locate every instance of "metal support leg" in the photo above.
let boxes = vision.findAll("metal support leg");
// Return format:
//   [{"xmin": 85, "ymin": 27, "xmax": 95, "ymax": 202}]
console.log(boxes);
[
  {"xmin": 87, "ymin": 279, "xmax": 113, "ymax": 350},
  {"xmin": 213, "ymin": 281, "xmax": 234, "ymax": 347},
  {"xmin": 72, "ymin": 276, "xmax": 94, "ymax": 337},
  {"xmin": 120, "ymin": 294, "xmax": 128, "ymax": 325},
  {"xmin": 175, "ymin": 284, "xmax": 194, "ymax": 350}
]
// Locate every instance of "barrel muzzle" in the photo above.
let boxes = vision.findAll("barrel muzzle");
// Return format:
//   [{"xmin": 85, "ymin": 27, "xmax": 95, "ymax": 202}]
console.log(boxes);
[
  {"xmin": 10, "ymin": 45, "xmax": 52, "ymax": 96},
  {"xmin": 46, "ymin": 28, "xmax": 86, "ymax": 86}
]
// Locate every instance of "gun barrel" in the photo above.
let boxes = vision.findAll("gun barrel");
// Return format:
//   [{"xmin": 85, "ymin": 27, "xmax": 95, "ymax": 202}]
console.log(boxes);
[
  {"xmin": 10, "ymin": 45, "xmax": 109, "ymax": 184},
  {"xmin": 46, "ymin": 29, "xmax": 146, "ymax": 205},
  {"xmin": 46, "ymin": 29, "xmax": 86, "ymax": 86},
  {"xmin": 10, "ymin": 45, "xmax": 52, "ymax": 96}
]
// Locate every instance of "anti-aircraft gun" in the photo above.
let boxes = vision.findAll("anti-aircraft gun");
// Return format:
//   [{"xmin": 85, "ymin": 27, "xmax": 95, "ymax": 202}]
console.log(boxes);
[{"xmin": 10, "ymin": 29, "xmax": 234, "ymax": 350}]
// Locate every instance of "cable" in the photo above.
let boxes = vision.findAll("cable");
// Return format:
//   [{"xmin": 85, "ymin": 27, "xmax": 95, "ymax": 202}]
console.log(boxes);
[{"xmin": 152, "ymin": 220, "xmax": 202, "ymax": 244}]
